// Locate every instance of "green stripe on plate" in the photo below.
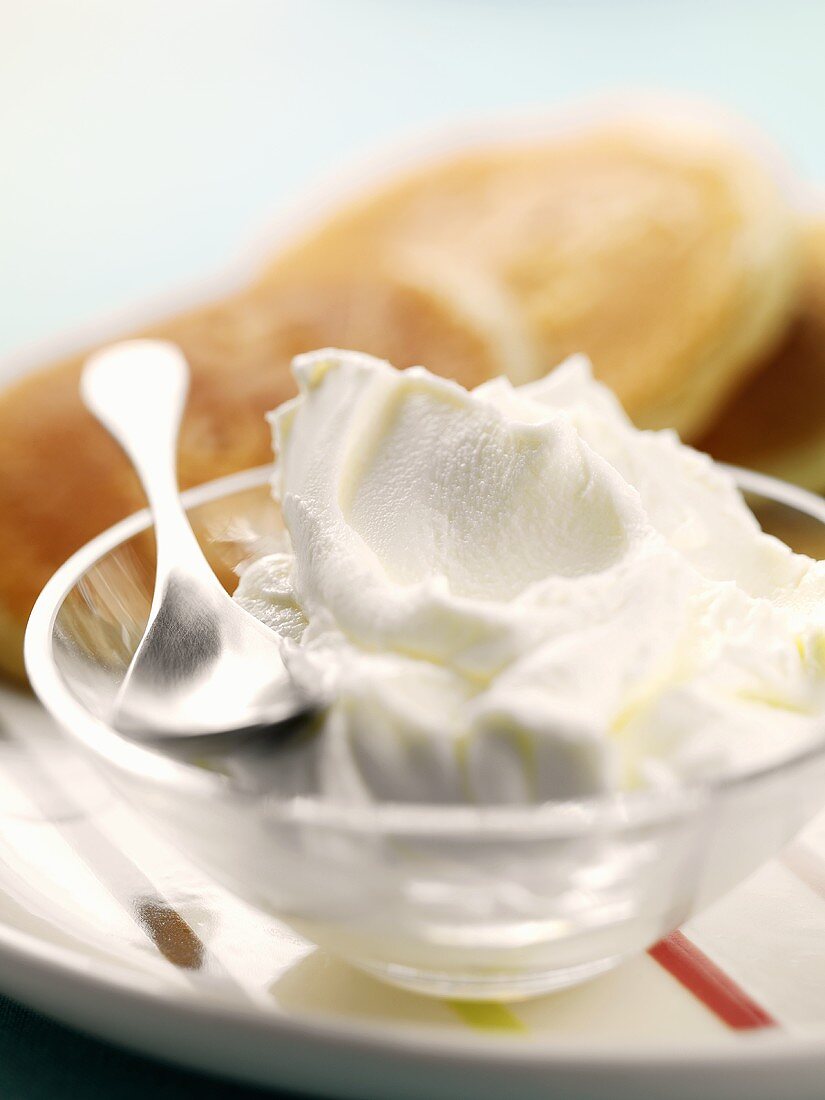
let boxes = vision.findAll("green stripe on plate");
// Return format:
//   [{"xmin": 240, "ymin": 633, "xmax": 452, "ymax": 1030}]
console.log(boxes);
[{"xmin": 447, "ymin": 1001, "xmax": 527, "ymax": 1032}]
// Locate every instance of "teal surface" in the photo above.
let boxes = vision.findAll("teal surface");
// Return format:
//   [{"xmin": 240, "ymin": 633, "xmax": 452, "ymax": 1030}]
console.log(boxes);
[{"xmin": 0, "ymin": 993, "xmax": 306, "ymax": 1098}]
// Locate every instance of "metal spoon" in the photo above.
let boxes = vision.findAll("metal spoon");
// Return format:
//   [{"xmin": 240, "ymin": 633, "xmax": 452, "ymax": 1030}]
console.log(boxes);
[{"xmin": 81, "ymin": 339, "xmax": 319, "ymax": 745}]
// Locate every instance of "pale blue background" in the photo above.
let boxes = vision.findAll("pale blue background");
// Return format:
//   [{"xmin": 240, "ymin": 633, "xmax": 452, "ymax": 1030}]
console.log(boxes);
[{"xmin": 3, "ymin": 0, "xmax": 825, "ymax": 359}]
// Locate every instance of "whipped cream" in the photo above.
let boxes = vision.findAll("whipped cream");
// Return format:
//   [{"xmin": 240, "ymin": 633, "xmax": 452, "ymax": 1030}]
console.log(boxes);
[{"xmin": 235, "ymin": 350, "xmax": 825, "ymax": 804}]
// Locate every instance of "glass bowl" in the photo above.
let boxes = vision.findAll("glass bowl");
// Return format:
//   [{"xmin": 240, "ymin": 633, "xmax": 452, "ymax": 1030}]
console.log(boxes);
[{"xmin": 25, "ymin": 464, "xmax": 825, "ymax": 1002}]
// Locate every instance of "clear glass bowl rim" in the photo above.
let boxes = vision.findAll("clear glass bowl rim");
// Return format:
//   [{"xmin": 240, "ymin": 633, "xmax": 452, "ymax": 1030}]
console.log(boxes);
[{"xmin": 24, "ymin": 462, "xmax": 825, "ymax": 839}]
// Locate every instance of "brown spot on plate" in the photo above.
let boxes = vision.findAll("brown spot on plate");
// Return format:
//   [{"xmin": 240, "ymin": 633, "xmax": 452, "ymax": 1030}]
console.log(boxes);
[{"xmin": 135, "ymin": 897, "xmax": 205, "ymax": 970}]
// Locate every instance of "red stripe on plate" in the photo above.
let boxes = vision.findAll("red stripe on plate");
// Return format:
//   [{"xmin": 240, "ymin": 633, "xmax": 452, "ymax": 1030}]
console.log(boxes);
[{"xmin": 648, "ymin": 930, "xmax": 777, "ymax": 1031}]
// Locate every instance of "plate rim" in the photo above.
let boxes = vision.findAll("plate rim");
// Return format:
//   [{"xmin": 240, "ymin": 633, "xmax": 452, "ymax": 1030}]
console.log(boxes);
[{"xmin": 1, "ymin": 869, "xmax": 825, "ymax": 1074}]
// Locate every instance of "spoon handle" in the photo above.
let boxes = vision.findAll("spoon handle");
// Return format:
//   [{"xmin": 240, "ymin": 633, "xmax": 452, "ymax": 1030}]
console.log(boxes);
[{"xmin": 81, "ymin": 340, "xmax": 212, "ymax": 588}]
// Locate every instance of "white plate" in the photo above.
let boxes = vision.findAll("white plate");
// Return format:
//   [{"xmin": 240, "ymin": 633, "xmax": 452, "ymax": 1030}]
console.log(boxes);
[{"xmin": 5, "ymin": 683, "xmax": 825, "ymax": 1098}]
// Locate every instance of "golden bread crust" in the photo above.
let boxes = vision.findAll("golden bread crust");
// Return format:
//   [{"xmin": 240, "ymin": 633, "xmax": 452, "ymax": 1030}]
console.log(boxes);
[
  {"xmin": 261, "ymin": 120, "xmax": 800, "ymax": 435},
  {"xmin": 700, "ymin": 222, "xmax": 825, "ymax": 491}
]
